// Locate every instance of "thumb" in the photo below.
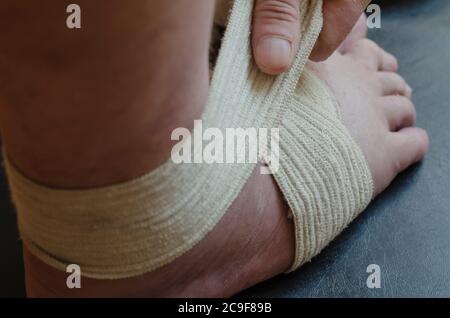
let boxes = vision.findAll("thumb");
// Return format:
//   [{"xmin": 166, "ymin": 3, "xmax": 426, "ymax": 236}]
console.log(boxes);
[
  {"xmin": 252, "ymin": 0, "xmax": 301, "ymax": 75},
  {"xmin": 310, "ymin": 0, "xmax": 371, "ymax": 61}
]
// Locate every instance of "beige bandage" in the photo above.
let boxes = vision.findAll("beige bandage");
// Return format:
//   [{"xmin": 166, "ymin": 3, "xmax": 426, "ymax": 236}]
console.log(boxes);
[{"xmin": 4, "ymin": 0, "xmax": 373, "ymax": 279}]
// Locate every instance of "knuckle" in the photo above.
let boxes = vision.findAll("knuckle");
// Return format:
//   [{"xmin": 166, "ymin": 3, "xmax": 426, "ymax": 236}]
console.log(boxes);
[{"xmin": 254, "ymin": 0, "xmax": 299, "ymax": 24}]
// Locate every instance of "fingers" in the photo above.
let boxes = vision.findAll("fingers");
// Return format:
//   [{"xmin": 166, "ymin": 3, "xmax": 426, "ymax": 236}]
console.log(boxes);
[
  {"xmin": 252, "ymin": 0, "xmax": 301, "ymax": 75},
  {"xmin": 388, "ymin": 127, "xmax": 429, "ymax": 174},
  {"xmin": 251, "ymin": 0, "xmax": 372, "ymax": 73},
  {"xmin": 377, "ymin": 72, "xmax": 412, "ymax": 97},
  {"xmin": 310, "ymin": 0, "xmax": 371, "ymax": 61},
  {"xmin": 349, "ymin": 39, "xmax": 399, "ymax": 72},
  {"xmin": 381, "ymin": 96, "xmax": 416, "ymax": 131}
]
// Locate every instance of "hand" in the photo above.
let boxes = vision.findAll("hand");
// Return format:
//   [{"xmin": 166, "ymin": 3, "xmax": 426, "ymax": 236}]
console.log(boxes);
[{"xmin": 252, "ymin": 0, "xmax": 371, "ymax": 74}]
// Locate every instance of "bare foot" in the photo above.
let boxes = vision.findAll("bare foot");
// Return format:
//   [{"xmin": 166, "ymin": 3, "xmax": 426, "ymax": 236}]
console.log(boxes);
[
  {"xmin": 25, "ymin": 36, "xmax": 428, "ymax": 297},
  {"xmin": 309, "ymin": 39, "xmax": 428, "ymax": 195}
]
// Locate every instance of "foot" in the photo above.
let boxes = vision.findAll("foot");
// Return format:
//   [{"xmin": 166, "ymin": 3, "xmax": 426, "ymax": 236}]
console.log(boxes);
[
  {"xmin": 151, "ymin": 39, "xmax": 426, "ymax": 296},
  {"xmin": 25, "ymin": 42, "xmax": 428, "ymax": 299},
  {"xmin": 308, "ymin": 39, "xmax": 428, "ymax": 195}
]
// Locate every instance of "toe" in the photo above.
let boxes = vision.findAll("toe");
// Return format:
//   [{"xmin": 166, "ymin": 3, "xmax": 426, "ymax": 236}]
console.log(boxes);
[
  {"xmin": 349, "ymin": 39, "xmax": 398, "ymax": 72},
  {"xmin": 380, "ymin": 95, "xmax": 417, "ymax": 131},
  {"xmin": 377, "ymin": 72, "xmax": 411, "ymax": 97},
  {"xmin": 389, "ymin": 127, "xmax": 429, "ymax": 174}
]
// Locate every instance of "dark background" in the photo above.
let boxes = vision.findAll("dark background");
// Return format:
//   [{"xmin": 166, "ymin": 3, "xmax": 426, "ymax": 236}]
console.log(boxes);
[{"xmin": 1, "ymin": 0, "xmax": 449, "ymax": 297}]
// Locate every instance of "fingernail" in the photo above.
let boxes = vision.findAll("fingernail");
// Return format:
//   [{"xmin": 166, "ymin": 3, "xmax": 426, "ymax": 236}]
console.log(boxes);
[{"xmin": 256, "ymin": 37, "xmax": 292, "ymax": 74}]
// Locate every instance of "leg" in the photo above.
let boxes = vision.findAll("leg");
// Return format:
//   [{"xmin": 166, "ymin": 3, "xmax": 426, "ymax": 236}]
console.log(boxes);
[{"xmin": 0, "ymin": 0, "xmax": 212, "ymax": 187}]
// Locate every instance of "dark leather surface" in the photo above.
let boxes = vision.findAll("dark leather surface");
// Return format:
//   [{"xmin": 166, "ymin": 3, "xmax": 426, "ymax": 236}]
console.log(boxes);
[
  {"xmin": 0, "ymin": 162, "xmax": 25, "ymax": 298},
  {"xmin": 0, "ymin": 0, "xmax": 449, "ymax": 297}
]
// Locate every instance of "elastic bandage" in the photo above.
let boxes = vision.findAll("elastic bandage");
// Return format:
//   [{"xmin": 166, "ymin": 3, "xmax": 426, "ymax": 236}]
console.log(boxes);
[{"xmin": 4, "ymin": 0, "xmax": 373, "ymax": 279}]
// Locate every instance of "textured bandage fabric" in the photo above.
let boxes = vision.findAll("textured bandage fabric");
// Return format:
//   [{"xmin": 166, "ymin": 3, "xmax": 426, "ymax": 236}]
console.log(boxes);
[{"xmin": 4, "ymin": 0, "xmax": 373, "ymax": 279}]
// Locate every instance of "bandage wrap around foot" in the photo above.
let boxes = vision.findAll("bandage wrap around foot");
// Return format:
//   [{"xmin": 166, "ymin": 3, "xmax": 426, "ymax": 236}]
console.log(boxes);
[{"xmin": 4, "ymin": 0, "xmax": 373, "ymax": 279}]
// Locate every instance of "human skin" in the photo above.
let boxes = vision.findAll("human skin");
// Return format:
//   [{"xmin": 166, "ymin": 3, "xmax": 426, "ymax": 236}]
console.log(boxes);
[
  {"xmin": 0, "ymin": 1, "xmax": 428, "ymax": 297},
  {"xmin": 252, "ymin": 0, "xmax": 373, "ymax": 74}
]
